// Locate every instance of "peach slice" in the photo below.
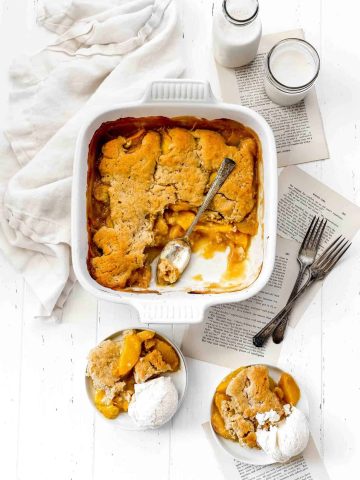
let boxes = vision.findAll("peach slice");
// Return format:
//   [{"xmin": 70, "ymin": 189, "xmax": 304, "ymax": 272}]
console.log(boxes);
[
  {"xmin": 94, "ymin": 390, "xmax": 120, "ymax": 419},
  {"xmin": 154, "ymin": 217, "xmax": 168, "ymax": 236},
  {"xmin": 115, "ymin": 333, "xmax": 142, "ymax": 377},
  {"xmin": 195, "ymin": 223, "xmax": 233, "ymax": 233},
  {"xmin": 211, "ymin": 405, "xmax": 235, "ymax": 440},
  {"xmin": 216, "ymin": 367, "xmax": 244, "ymax": 394},
  {"xmin": 214, "ymin": 392, "xmax": 230, "ymax": 412},
  {"xmin": 144, "ymin": 338, "xmax": 157, "ymax": 350},
  {"xmin": 168, "ymin": 224, "xmax": 185, "ymax": 239},
  {"xmin": 175, "ymin": 211, "xmax": 196, "ymax": 230},
  {"xmin": 137, "ymin": 330, "xmax": 155, "ymax": 342},
  {"xmin": 112, "ymin": 396, "xmax": 129, "ymax": 412},
  {"xmin": 153, "ymin": 339, "xmax": 179, "ymax": 371},
  {"xmin": 227, "ymin": 232, "xmax": 248, "ymax": 248},
  {"xmin": 278, "ymin": 372, "xmax": 300, "ymax": 405}
]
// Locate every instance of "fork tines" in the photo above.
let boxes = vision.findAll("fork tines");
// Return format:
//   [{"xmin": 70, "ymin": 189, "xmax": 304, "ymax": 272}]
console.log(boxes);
[
  {"xmin": 313, "ymin": 235, "xmax": 352, "ymax": 273},
  {"xmin": 300, "ymin": 215, "xmax": 317, "ymax": 250},
  {"xmin": 301, "ymin": 215, "xmax": 327, "ymax": 251}
]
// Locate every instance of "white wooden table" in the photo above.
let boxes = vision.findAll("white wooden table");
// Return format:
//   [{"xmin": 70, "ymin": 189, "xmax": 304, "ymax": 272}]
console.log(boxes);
[{"xmin": 1, "ymin": 1, "xmax": 359, "ymax": 479}]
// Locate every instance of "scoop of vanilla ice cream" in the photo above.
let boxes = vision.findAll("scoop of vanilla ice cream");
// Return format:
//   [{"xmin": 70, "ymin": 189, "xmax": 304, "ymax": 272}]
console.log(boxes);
[
  {"xmin": 256, "ymin": 406, "xmax": 309, "ymax": 463},
  {"xmin": 128, "ymin": 376, "xmax": 178, "ymax": 428},
  {"xmin": 256, "ymin": 426, "xmax": 292, "ymax": 463},
  {"xmin": 277, "ymin": 406, "xmax": 309, "ymax": 458}
]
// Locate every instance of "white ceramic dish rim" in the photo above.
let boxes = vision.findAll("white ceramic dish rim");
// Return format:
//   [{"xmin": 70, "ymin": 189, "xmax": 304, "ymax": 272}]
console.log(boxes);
[
  {"xmin": 210, "ymin": 364, "xmax": 309, "ymax": 465},
  {"xmin": 85, "ymin": 327, "xmax": 188, "ymax": 430},
  {"xmin": 72, "ymin": 79, "xmax": 278, "ymax": 323}
]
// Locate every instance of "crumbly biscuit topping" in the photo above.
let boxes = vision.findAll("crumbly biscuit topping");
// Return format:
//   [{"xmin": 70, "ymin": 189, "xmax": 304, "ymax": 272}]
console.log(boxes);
[
  {"xmin": 87, "ymin": 118, "xmax": 259, "ymax": 289},
  {"xmin": 87, "ymin": 340, "xmax": 121, "ymax": 389},
  {"xmin": 215, "ymin": 365, "xmax": 285, "ymax": 449}
]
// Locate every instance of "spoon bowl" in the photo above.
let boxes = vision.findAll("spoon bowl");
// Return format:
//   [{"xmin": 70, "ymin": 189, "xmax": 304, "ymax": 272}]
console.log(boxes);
[{"xmin": 157, "ymin": 238, "xmax": 192, "ymax": 284}]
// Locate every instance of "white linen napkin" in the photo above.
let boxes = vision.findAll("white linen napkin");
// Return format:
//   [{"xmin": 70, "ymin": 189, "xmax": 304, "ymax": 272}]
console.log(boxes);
[{"xmin": 0, "ymin": 0, "xmax": 184, "ymax": 319}]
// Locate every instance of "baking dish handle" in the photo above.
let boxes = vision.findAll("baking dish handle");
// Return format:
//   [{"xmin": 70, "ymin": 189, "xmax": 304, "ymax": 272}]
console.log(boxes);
[
  {"xmin": 142, "ymin": 79, "xmax": 218, "ymax": 103},
  {"xmin": 134, "ymin": 300, "xmax": 205, "ymax": 324}
]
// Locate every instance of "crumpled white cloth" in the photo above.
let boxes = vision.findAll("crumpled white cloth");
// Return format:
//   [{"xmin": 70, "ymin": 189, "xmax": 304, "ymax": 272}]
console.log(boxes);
[{"xmin": 0, "ymin": 0, "xmax": 184, "ymax": 319}]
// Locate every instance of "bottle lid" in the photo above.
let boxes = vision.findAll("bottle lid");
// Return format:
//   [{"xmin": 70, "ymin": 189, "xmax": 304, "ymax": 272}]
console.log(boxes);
[{"xmin": 223, "ymin": 0, "xmax": 259, "ymax": 26}]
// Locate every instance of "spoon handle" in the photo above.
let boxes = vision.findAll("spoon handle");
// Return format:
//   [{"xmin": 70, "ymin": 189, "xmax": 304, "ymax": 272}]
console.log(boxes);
[{"xmin": 185, "ymin": 158, "xmax": 236, "ymax": 238}]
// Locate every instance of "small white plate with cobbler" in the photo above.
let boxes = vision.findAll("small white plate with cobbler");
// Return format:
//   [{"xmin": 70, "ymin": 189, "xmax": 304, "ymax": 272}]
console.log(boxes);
[
  {"xmin": 85, "ymin": 328, "xmax": 187, "ymax": 430},
  {"xmin": 210, "ymin": 364, "xmax": 309, "ymax": 465}
]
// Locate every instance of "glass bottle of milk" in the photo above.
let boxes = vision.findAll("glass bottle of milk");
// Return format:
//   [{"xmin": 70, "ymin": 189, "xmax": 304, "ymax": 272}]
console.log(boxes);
[{"xmin": 213, "ymin": 0, "xmax": 262, "ymax": 68}]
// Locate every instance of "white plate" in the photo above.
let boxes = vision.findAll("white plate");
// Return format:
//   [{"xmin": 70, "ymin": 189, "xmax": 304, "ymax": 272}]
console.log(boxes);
[
  {"xmin": 210, "ymin": 364, "xmax": 309, "ymax": 465},
  {"xmin": 85, "ymin": 328, "xmax": 188, "ymax": 430}
]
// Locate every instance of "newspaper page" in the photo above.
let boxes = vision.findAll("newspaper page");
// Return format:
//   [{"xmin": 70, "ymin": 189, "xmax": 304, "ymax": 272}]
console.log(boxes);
[
  {"xmin": 216, "ymin": 29, "xmax": 329, "ymax": 167},
  {"xmin": 202, "ymin": 423, "xmax": 331, "ymax": 480},
  {"xmin": 182, "ymin": 167, "xmax": 360, "ymax": 365}
]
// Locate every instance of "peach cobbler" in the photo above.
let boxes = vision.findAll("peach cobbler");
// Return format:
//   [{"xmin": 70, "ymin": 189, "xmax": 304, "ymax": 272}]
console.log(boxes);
[
  {"xmin": 87, "ymin": 116, "xmax": 260, "ymax": 290},
  {"xmin": 211, "ymin": 365, "xmax": 301, "ymax": 448},
  {"xmin": 86, "ymin": 329, "xmax": 180, "ymax": 419}
]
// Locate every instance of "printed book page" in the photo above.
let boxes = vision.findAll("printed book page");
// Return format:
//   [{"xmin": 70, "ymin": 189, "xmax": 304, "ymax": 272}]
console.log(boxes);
[
  {"xmin": 278, "ymin": 166, "xmax": 360, "ymax": 326},
  {"xmin": 202, "ymin": 423, "xmax": 331, "ymax": 480},
  {"xmin": 182, "ymin": 167, "xmax": 360, "ymax": 365},
  {"xmin": 216, "ymin": 29, "xmax": 329, "ymax": 167},
  {"xmin": 278, "ymin": 166, "xmax": 360, "ymax": 242}
]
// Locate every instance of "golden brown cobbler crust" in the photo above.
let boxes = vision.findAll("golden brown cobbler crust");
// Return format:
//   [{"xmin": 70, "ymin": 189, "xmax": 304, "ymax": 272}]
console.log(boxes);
[
  {"xmin": 134, "ymin": 349, "xmax": 172, "ymax": 384},
  {"xmin": 87, "ymin": 116, "xmax": 260, "ymax": 290},
  {"xmin": 220, "ymin": 365, "xmax": 285, "ymax": 448},
  {"xmin": 86, "ymin": 340, "xmax": 121, "ymax": 389}
]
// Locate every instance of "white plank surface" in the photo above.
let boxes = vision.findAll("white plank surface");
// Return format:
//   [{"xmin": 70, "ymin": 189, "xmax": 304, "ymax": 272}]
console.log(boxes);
[
  {"xmin": 16, "ymin": 283, "xmax": 97, "ymax": 480},
  {"xmin": 0, "ymin": 0, "xmax": 359, "ymax": 479}
]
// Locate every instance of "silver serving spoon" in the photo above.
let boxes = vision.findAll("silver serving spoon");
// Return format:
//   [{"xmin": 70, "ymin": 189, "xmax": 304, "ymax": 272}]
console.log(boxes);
[{"xmin": 156, "ymin": 157, "xmax": 236, "ymax": 285}]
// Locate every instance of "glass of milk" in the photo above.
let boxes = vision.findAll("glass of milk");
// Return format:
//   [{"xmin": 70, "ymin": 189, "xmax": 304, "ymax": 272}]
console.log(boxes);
[
  {"xmin": 264, "ymin": 38, "xmax": 320, "ymax": 106},
  {"xmin": 213, "ymin": 0, "xmax": 262, "ymax": 68}
]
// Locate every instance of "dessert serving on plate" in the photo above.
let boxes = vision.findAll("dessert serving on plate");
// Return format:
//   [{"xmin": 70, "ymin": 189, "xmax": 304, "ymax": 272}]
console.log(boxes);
[
  {"xmin": 86, "ymin": 329, "xmax": 186, "ymax": 428},
  {"xmin": 211, "ymin": 364, "xmax": 309, "ymax": 464},
  {"xmin": 87, "ymin": 116, "xmax": 260, "ymax": 291}
]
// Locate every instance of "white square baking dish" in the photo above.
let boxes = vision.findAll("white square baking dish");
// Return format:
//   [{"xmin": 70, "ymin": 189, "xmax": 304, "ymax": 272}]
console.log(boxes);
[{"xmin": 72, "ymin": 79, "xmax": 277, "ymax": 323}]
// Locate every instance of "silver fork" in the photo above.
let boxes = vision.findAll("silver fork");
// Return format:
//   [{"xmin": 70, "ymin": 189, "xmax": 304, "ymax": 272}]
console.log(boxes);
[
  {"xmin": 253, "ymin": 235, "xmax": 351, "ymax": 348},
  {"xmin": 252, "ymin": 216, "xmax": 325, "ymax": 347},
  {"xmin": 272, "ymin": 216, "xmax": 327, "ymax": 344}
]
